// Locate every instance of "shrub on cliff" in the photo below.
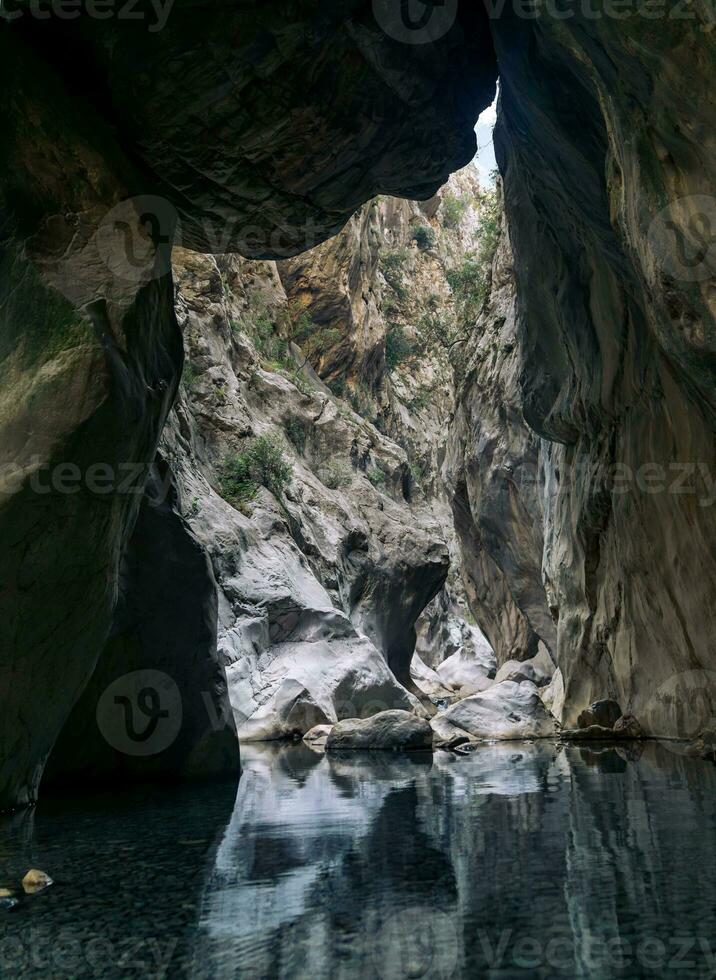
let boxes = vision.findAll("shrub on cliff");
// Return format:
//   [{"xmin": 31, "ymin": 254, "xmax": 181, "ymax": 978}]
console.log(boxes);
[
  {"xmin": 385, "ymin": 323, "xmax": 415, "ymax": 370},
  {"xmin": 379, "ymin": 247, "xmax": 409, "ymax": 298},
  {"xmin": 221, "ymin": 434, "xmax": 292, "ymax": 507},
  {"xmin": 441, "ymin": 192, "xmax": 468, "ymax": 230},
  {"xmin": 412, "ymin": 224, "xmax": 437, "ymax": 251}
]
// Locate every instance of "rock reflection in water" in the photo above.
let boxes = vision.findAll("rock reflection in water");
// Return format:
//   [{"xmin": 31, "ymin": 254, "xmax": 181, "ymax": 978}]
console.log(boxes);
[
  {"xmin": 192, "ymin": 742, "xmax": 716, "ymax": 979},
  {"xmin": 3, "ymin": 744, "xmax": 716, "ymax": 978}
]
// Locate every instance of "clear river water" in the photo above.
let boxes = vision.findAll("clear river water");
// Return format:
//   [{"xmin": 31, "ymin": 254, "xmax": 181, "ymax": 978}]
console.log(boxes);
[{"xmin": 1, "ymin": 740, "xmax": 716, "ymax": 978}]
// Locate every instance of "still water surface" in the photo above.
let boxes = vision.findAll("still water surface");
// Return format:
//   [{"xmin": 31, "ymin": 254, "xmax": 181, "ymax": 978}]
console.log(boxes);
[{"xmin": 1, "ymin": 741, "xmax": 716, "ymax": 978}]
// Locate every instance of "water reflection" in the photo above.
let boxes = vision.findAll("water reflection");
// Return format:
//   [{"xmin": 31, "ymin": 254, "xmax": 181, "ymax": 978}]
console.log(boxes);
[
  {"xmin": 2, "ymin": 743, "xmax": 716, "ymax": 978},
  {"xmin": 192, "ymin": 742, "xmax": 716, "ymax": 979}
]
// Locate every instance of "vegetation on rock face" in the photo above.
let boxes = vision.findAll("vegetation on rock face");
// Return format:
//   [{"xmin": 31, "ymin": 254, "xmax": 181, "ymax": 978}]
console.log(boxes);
[
  {"xmin": 289, "ymin": 310, "xmax": 341, "ymax": 363},
  {"xmin": 284, "ymin": 416, "xmax": 307, "ymax": 452},
  {"xmin": 181, "ymin": 360, "xmax": 199, "ymax": 391},
  {"xmin": 367, "ymin": 465, "xmax": 386, "ymax": 488},
  {"xmin": 347, "ymin": 382, "xmax": 376, "ymax": 420},
  {"xmin": 441, "ymin": 192, "xmax": 468, "ymax": 230},
  {"xmin": 220, "ymin": 434, "xmax": 292, "ymax": 508},
  {"xmin": 446, "ymin": 183, "xmax": 502, "ymax": 334},
  {"xmin": 318, "ymin": 461, "xmax": 353, "ymax": 490},
  {"xmin": 379, "ymin": 247, "xmax": 410, "ymax": 299},
  {"xmin": 411, "ymin": 225, "xmax": 437, "ymax": 251},
  {"xmin": 238, "ymin": 307, "xmax": 293, "ymax": 372},
  {"xmin": 385, "ymin": 322, "xmax": 415, "ymax": 370}
]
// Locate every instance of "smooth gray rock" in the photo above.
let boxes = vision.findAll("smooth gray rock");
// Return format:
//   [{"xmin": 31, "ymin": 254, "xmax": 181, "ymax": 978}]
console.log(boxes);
[
  {"xmin": 540, "ymin": 669, "xmax": 565, "ymax": 724},
  {"xmin": 494, "ymin": 647, "xmax": 555, "ymax": 689},
  {"xmin": 325, "ymin": 711, "xmax": 432, "ymax": 752},
  {"xmin": 436, "ymin": 633, "xmax": 496, "ymax": 694},
  {"xmin": 436, "ymin": 680, "xmax": 559, "ymax": 741}
]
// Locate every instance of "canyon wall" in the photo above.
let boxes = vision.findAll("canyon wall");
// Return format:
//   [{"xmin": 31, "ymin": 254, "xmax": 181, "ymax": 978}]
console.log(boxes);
[
  {"xmin": 450, "ymin": 10, "xmax": 716, "ymax": 735},
  {"xmin": 3, "ymin": 2, "xmax": 716, "ymax": 809},
  {"xmin": 1, "ymin": 10, "xmax": 495, "ymax": 808}
]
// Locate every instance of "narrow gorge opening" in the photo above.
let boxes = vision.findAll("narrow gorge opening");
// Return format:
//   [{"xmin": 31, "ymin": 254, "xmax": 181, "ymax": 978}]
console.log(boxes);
[{"xmin": 2, "ymin": 4, "xmax": 716, "ymax": 975}]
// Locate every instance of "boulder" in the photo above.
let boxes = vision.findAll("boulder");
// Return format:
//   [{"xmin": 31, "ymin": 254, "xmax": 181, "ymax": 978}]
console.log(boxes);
[
  {"xmin": 685, "ymin": 731, "xmax": 716, "ymax": 762},
  {"xmin": 325, "ymin": 711, "xmax": 432, "ymax": 752},
  {"xmin": 435, "ymin": 681, "xmax": 559, "ymax": 741},
  {"xmin": 430, "ymin": 715, "xmax": 475, "ymax": 750},
  {"xmin": 613, "ymin": 715, "xmax": 643, "ymax": 740},
  {"xmin": 560, "ymin": 725, "xmax": 619, "ymax": 741},
  {"xmin": 494, "ymin": 647, "xmax": 555, "ymax": 689},
  {"xmin": 561, "ymin": 717, "xmax": 643, "ymax": 741},
  {"xmin": 228, "ymin": 633, "xmax": 417, "ymax": 742},
  {"xmin": 436, "ymin": 642, "xmax": 496, "ymax": 694},
  {"xmin": 577, "ymin": 700, "xmax": 622, "ymax": 731},
  {"xmin": 303, "ymin": 725, "xmax": 333, "ymax": 746},
  {"xmin": 410, "ymin": 653, "xmax": 456, "ymax": 701}
]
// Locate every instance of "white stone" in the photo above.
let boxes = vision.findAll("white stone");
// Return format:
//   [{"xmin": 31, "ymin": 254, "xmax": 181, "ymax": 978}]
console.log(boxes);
[{"xmin": 434, "ymin": 680, "xmax": 559, "ymax": 741}]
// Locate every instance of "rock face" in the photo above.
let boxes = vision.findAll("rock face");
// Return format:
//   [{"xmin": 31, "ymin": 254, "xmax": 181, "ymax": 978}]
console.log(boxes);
[
  {"xmin": 492, "ymin": 14, "xmax": 716, "ymax": 735},
  {"xmin": 577, "ymin": 700, "xmax": 623, "ymax": 732},
  {"xmin": 445, "ymin": 219, "xmax": 556, "ymax": 669},
  {"xmin": 21, "ymin": 4, "xmax": 496, "ymax": 256},
  {"xmin": 325, "ymin": 710, "xmax": 433, "ymax": 751},
  {"xmin": 42, "ymin": 173, "xmax": 498, "ymax": 760},
  {"xmin": 447, "ymin": 13, "xmax": 716, "ymax": 737},
  {"xmin": 0, "ymin": 18, "xmax": 495, "ymax": 808},
  {"xmin": 5, "ymin": 2, "xmax": 716, "ymax": 808},
  {"xmin": 44, "ymin": 464, "xmax": 238, "ymax": 787},
  {"xmin": 145, "ymin": 169, "xmax": 498, "ymax": 746},
  {"xmin": 157, "ymin": 243, "xmax": 457, "ymax": 742}
]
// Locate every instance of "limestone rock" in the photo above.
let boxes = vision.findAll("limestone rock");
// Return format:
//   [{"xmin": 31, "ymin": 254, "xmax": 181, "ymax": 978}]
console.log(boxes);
[
  {"xmin": 560, "ymin": 726, "xmax": 620, "ymax": 742},
  {"xmin": 430, "ymin": 715, "xmax": 475, "ymax": 750},
  {"xmin": 489, "ymin": 14, "xmax": 716, "ymax": 735},
  {"xmin": 436, "ymin": 636, "xmax": 496, "ymax": 694},
  {"xmin": 410, "ymin": 653, "xmax": 455, "ymax": 702},
  {"xmin": 495, "ymin": 647, "xmax": 554, "ymax": 689},
  {"xmin": 325, "ymin": 710, "xmax": 433, "ymax": 752},
  {"xmin": 303, "ymin": 725, "xmax": 334, "ymax": 746},
  {"xmin": 435, "ymin": 680, "xmax": 559, "ymax": 741},
  {"xmin": 686, "ymin": 732, "xmax": 716, "ymax": 763},
  {"xmin": 229, "ymin": 635, "xmax": 416, "ymax": 742},
  {"xmin": 0, "ymin": 11, "xmax": 494, "ymax": 807},
  {"xmin": 540, "ymin": 669, "xmax": 566, "ymax": 724}
]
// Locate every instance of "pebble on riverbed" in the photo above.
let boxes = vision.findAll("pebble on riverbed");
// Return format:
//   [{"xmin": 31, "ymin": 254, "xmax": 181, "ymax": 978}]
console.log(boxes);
[{"xmin": 21, "ymin": 869, "xmax": 53, "ymax": 894}]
